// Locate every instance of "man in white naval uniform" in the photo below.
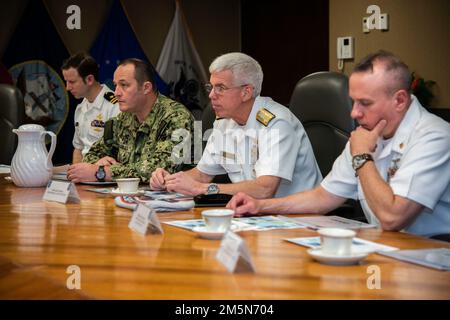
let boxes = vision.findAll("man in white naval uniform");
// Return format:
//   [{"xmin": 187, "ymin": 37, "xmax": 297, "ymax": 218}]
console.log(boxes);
[
  {"xmin": 228, "ymin": 50, "xmax": 450, "ymax": 237},
  {"xmin": 150, "ymin": 52, "xmax": 322, "ymax": 198},
  {"xmin": 62, "ymin": 53, "xmax": 120, "ymax": 163}
]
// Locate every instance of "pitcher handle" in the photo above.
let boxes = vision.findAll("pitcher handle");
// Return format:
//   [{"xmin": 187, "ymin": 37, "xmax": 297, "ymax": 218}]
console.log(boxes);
[{"xmin": 44, "ymin": 131, "xmax": 57, "ymax": 170}]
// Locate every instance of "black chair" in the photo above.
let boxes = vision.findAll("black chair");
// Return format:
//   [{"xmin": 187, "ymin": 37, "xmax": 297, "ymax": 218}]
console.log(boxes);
[
  {"xmin": 201, "ymin": 104, "xmax": 216, "ymax": 142},
  {"xmin": 289, "ymin": 71, "xmax": 355, "ymax": 177},
  {"xmin": 0, "ymin": 84, "xmax": 25, "ymax": 165},
  {"xmin": 428, "ymin": 108, "xmax": 450, "ymax": 123},
  {"xmin": 289, "ymin": 72, "xmax": 365, "ymax": 220}
]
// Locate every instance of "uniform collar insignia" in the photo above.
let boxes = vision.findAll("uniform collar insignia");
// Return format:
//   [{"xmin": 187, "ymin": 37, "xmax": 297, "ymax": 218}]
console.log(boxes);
[
  {"xmin": 104, "ymin": 92, "xmax": 118, "ymax": 104},
  {"xmin": 256, "ymin": 108, "xmax": 275, "ymax": 126}
]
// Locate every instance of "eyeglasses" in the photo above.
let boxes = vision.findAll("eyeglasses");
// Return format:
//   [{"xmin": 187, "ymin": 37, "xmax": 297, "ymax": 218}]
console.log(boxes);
[{"xmin": 204, "ymin": 83, "xmax": 248, "ymax": 95}]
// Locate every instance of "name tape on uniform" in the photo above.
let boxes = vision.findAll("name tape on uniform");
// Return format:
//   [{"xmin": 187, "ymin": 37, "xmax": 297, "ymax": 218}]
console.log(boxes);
[
  {"xmin": 216, "ymin": 231, "xmax": 255, "ymax": 273},
  {"xmin": 128, "ymin": 203, "xmax": 163, "ymax": 235},
  {"xmin": 43, "ymin": 180, "xmax": 80, "ymax": 204}
]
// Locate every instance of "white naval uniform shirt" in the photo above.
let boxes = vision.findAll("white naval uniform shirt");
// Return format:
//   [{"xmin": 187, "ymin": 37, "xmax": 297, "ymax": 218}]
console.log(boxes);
[
  {"xmin": 197, "ymin": 96, "xmax": 322, "ymax": 197},
  {"xmin": 72, "ymin": 85, "xmax": 120, "ymax": 156},
  {"xmin": 321, "ymin": 95, "xmax": 450, "ymax": 237}
]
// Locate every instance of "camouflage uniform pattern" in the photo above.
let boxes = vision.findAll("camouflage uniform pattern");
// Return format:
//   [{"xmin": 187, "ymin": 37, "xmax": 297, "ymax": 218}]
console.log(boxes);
[{"xmin": 83, "ymin": 94, "xmax": 193, "ymax": 182}]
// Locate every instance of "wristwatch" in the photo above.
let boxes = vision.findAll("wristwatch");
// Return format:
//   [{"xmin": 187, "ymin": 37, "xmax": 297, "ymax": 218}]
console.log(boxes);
[
  {"xmin": 352, "ymin": 153, "xmax": 374, "ymax": 173},
  {"xmin": 95, "ymin": 165, "xmax": 106, "ymax": 182},
  {"xmin": 206, "ymin": 183, "xmax": 219, "ymax": 195}
]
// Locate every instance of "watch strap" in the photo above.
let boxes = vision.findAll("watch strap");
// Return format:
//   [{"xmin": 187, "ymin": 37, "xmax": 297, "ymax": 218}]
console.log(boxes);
[{"xmin": 353, "ymin": 153, "xmax": 374, "ymax": 176}]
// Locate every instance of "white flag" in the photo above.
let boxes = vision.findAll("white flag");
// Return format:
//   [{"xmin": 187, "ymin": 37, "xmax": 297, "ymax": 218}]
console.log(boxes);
[{"xmin": 156, "ymin": 1, "xmax": 209, "ymax": 114}]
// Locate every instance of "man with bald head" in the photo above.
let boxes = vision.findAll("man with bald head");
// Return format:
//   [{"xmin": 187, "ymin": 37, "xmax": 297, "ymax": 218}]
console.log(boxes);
[{"xmin": 228, "ymin": 50, "xmax": 450, "ymax": 237}]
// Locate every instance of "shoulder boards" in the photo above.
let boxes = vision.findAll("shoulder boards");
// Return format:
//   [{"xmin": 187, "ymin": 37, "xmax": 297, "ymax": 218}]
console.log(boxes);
[
  {"xmin": 256, "ymin": 108, "xmax": 275, "ymax": 126},
  {"xmin": 104, "ymin": 92, "xmax": 118, "ymax": 104}
]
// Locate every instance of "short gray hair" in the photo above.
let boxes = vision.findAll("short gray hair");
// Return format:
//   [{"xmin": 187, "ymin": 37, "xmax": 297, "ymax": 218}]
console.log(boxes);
[{"xmin": 209, "ymin": 52, "xmax": 263, "ymax": 98}]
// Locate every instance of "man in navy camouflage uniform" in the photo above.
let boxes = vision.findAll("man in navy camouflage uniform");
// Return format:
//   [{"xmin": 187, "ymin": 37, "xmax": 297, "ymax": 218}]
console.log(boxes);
[{"xmin": 67, "ymin": 58, "xmax": 193, "ymax": 183}]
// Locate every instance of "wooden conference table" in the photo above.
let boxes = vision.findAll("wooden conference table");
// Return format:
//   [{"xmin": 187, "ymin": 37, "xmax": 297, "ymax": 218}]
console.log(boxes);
[{"xmin": 0, "ymin": 175, "xmax": 449, "ymax": 300}]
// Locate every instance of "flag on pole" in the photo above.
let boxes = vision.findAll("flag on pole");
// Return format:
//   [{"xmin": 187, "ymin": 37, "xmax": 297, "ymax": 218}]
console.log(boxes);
[
  {"xmin": 156, "ymin": 0, "xmax": 209, "ymax": 116},
  {"xmin": 1, "ymin": 0, "xmax": 75, "ymax": 165},
  {"xmin": 90, "ymin": 0, "xmax": 168, "ymax": 94}
]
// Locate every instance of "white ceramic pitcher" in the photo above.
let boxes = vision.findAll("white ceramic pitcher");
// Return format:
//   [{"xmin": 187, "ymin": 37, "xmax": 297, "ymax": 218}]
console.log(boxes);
[{"xmin": 11, "ymin": 124, "xmax": 56, "ymax": 187}]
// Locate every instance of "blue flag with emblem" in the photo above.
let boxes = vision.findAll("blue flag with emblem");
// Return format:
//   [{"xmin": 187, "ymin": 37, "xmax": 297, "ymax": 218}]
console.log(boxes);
[
  {"xmin": 90, "ymin": 0, "xmax": 168, "ymax": 94},
  {"xmin": 1, "ymin": 0, "xmax": 75, "ymax": 165}
]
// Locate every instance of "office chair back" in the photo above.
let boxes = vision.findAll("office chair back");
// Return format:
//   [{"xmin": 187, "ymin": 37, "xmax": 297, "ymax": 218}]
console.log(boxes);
[
  {"xmin": 0, "ymin": 84, "xmax": 26, "ymax": 165},
  {"xmin": 289, "ymin": 71, "xmax": 355, "ymax": 177}
]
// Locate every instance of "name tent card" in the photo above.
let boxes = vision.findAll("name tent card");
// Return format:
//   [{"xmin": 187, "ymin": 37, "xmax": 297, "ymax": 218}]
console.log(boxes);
[
  {"xmin": 43, "ymin": 180, "xmax": 80, "ymax": 204},
  {"xmin": 128, "ymin": 203, "xmax": 163, "ymax": 235},
  {"xmin": 216, "ymin": 231, "xmax": 255, "ymax": 273}
]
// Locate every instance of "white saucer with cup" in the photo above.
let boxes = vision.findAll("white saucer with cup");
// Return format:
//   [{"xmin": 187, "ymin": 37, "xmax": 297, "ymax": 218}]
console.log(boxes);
[
  {"xmin": 307, "ymin": 228, "xmax": 368, "ymax": 265},
  {"xmin": 113, "ymin": 178, "xmax": 141, "ymax": 195},
  {"xmin": 319, "ymin": 228, "xmax": 356, "ymax": 256},
  {"xmin": 193, "ymin": 209, "xmax": 234, "ymax": 239}
]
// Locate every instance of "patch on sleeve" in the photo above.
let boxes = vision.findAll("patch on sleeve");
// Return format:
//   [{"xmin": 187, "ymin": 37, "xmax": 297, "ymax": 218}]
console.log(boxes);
[
  {"xmin": 256, "ymin": 108, "xmax": 275, "ymax": 126},
  {"xmin": 104, "ymin": 92, "xmax": 118, "ymax": 104}
]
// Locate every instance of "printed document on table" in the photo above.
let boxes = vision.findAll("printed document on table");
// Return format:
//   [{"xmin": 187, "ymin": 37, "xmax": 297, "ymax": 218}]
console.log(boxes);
[
  {"xmin": 378, "ymin": 248, "xmax": 450, "ymax": 270},
  {"xmin": 0, "ymin": 165, "xmax": 11, "ymax": 174},
  {"xmin": 285, "ymin": 236, "xmax": 398, "ymax": 254},
  {"xmin": 279, "ymin": 215, "xmax": 377, "ymax": 230},
  {"xmin": 164, "ymin": 216, "xmax": 303, "ymax": 232}
]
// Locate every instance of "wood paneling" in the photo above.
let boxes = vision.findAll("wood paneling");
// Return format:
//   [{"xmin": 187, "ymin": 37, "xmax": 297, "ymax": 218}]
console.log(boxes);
[
  {"xmin": 329, "ymin": 0, "xmax": 450, "ymax": 107},
  {"xmin": 242, "ymin": 0, "xmax": 329, "ymax": 105}
]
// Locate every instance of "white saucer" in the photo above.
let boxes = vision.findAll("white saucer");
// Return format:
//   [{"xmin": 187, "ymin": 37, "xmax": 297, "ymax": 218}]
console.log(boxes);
[
  {"xmin": 110, "ymin": 188, "xmax": 144, "ymax": 197},
  {"xmin": 192, "ymin": 226, "xmax": 226, "ymax": 240},
  {"xmin": 307, "ymin": 248, "xmax": 368, "ymax": 266}
]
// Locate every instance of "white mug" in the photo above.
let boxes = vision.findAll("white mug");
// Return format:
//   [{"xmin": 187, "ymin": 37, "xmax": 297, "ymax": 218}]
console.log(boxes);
[
  {"xmin": 318, "ymin": 228, "xmax": 356, "ymax": 256},
  {"xmin": 115, "ymin": 178, "xmax": 140, "ymax": 193},
  {"xmin": 201, "ymin": 209, "xmax": 234, "ymax": 232}
]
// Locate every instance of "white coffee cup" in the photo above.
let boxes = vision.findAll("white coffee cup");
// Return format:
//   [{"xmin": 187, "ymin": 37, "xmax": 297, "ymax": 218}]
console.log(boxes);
[
  {"xmin": 318, "ymin": 228, "xmax": 356, "ymax": 256},
  {"xmin": 201, "ymin": 209, "xmax": 234, "ymax": 232},
  {"xmin": 115, "ymin": 178, "xmax": 140, "ymax": 193}
]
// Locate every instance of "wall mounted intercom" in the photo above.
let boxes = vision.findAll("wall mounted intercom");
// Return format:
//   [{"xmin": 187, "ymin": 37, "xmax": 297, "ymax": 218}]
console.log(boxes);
[{"xmin": 337, "ymin": 36, "xmax": 354, "ymax": 59}]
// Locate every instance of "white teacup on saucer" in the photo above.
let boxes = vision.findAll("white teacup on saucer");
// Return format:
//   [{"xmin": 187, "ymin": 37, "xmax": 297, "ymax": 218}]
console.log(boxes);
[
  {"xmin": 193, "ymin": 226, "xmax": 226, "ymax": 240},
  {"xmin": 115, "ymin": 178, "xmax": 140, "ymax": 193},
  {"xmin": 307, "ymin": 248, "xmax": 368, "ymax": 265},
  {"xmin": 201, "ymin": 209, "xmax": 234, "ymax": 233},
  {"xmin": 318, "ymin": 228, "xmax": 356, "ymax": 256}
]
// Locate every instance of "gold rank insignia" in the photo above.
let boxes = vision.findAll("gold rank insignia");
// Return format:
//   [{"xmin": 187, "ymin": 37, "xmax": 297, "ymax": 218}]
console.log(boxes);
[
  {"xmin": 256, "ymin": 108, "xmax": 275, "ymax": 126},
  {"xmin": 104, "ymin": 92, "xmax": 118, "ymax": 104},
  {"xmin": 222, "ymin": 151, "xmax": 235, "ymax": 159}
]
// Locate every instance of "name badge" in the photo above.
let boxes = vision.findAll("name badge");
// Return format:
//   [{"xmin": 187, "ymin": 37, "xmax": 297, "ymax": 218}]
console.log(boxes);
[
  {"xmin": 216, "ymin": 231, "xmax": 255, "ymax": 273},
  {"xmin": 43, "ymin": 180, "xmax": 80, "ymax": 204},
  {"xmin": 128, "ymin": 203, "xmax": 163, "ymax": 235}
]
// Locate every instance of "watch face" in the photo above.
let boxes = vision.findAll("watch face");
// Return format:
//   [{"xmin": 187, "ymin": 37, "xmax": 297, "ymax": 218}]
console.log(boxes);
[
  {"xmin": 207, "ymin": 184, "xmax": 219, "ymax": 194},
  {"xmin": 96, "ymin": 167, "xmax": 106, "ymax": 180},
  {"xmin": 352, "ymin": 156, "xmax": 361, "ymax": 170},
  {"xmin": 96, "ymin": 171, "xmax": 106, "ymax": 179},
  {"xmin": 352, "ymin": 154, "xmax": 372, "ymax": 170}
]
